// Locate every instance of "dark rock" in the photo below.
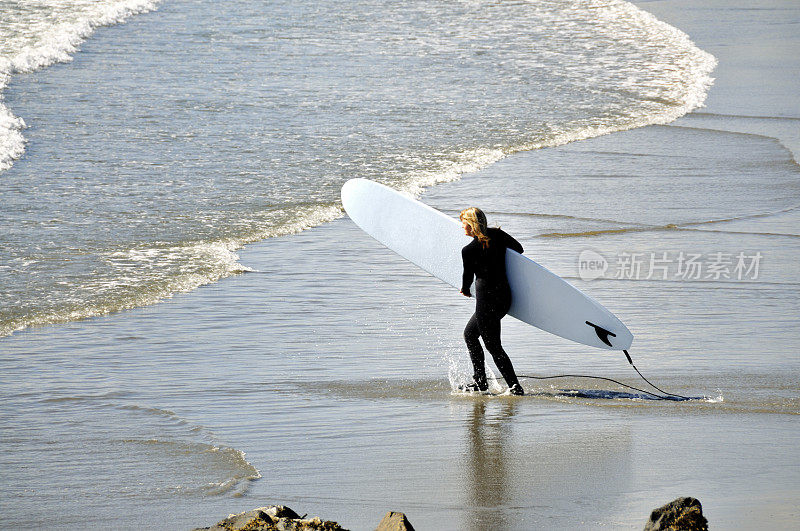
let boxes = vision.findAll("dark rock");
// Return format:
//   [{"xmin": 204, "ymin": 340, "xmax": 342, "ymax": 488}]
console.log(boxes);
[
  {"xmin": 193, "ymin": 505, "xmax": 346, "ymax": 531},
  {"xmin": 644, "ymin": 497, "xmax": 708, "ymax": 531},
  {"xmin": 375, "ymin": 511, "xmax": 415, "ymax": 531},
  {"xmin": 266, "ymin": 506, "xmax": 302, "ymax": 521}
]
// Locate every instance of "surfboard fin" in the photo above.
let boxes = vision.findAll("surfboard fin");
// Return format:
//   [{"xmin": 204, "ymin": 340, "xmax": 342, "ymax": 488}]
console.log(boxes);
[{"xmin": 585, "ymin": 321, "xmax": 616, "ymax": 347}]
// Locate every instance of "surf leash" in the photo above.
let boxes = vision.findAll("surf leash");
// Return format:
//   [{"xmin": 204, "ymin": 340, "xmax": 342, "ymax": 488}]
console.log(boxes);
[
  {"xmin": 491, "ymin": 349, "xmax": 694, "ymax": 401},
  {"xmin": 509, "ymin": 373, "xmax": 682, "ymax": 401},
  {"xmin": 622, "ymin": 349, "xmax": 692, "ymax": 400}
]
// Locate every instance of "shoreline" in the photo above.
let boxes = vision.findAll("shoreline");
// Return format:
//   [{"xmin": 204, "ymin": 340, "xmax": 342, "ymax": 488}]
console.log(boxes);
[
  {"xmin": 3, "ymin": 111, "xmax": 797, "ymax": 528},
  {"xmin": 1, "ymin": 0, "xmax": 796, "ymax": 343},
  {"xmin": 0, "ymin": 0, "xmax": 720, "ymax": 341}
]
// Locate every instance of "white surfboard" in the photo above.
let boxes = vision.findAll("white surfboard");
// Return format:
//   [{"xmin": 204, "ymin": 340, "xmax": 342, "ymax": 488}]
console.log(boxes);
[{"xmin": 341, "ymin": 178, "xmax": 633, "ymax": 350}]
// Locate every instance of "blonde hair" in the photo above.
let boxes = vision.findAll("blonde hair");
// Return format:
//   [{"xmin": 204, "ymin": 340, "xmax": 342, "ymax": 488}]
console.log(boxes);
[{"xmin": 460, "ymin": 207, "xmax": 490, "ymax": 249}]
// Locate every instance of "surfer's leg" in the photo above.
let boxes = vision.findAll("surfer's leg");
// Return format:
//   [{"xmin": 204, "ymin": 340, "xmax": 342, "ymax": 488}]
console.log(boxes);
[
  {"xmin": 477, "ymin": 310, "xmax": 520, "ymax": 388},
  {"xmin": 464, "ymin": 313, "xmax": 488, "ymax": 389}
]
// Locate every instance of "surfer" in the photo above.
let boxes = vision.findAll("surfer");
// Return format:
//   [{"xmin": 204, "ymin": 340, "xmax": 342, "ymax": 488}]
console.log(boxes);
[{"xmin": 459, "ymin": 207, "xmax": 525, "ymax": 396}]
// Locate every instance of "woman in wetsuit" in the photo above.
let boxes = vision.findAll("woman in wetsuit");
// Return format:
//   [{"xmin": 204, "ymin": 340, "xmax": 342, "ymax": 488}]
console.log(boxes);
[{"xmin": 459, "ymin": 207, "xmax": 524, "ymax": 395}]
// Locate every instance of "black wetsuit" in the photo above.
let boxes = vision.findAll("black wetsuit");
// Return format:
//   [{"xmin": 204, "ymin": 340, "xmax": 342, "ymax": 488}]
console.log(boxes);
[{"xmin": 461, "ymin": 228, "xmax": 523, "ymax": 389}]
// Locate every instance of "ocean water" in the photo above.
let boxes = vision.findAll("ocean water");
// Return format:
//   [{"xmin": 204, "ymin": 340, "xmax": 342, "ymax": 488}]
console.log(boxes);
[
  {"xmin": 0, "ymin": 0, "xmax": 715, "ymax": 338},
  {"xmin": 2, "ymin": 0, "xmax": 799, "ymax": 530}
]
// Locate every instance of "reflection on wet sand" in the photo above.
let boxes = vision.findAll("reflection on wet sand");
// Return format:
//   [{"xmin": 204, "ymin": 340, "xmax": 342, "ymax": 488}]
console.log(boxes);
[
  {"xmin": 464, "ymin": 399, "xmax": 517, "ymax": 530},
  {"xmin": 459, "ymin": 397, "xmax": 634, "ymax": 530}
]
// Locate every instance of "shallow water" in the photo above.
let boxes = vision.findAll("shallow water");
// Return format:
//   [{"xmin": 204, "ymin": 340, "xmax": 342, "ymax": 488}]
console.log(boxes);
[{"xmin": 1, "ymin": 0, "xmax": 799, "ymax": 529}]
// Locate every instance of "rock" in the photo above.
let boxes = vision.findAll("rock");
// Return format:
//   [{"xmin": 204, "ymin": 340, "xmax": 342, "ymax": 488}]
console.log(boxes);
[
  {"xmin": 644, "ymin": 497, "xmax": 708, "ymax": 531},
  {"xmin": 266, "ymin": 506, "xmax": 302, "ymax": 521},
  {"xmin": 375, "ymin": 511, "xmax": 415, "ymax": 531},
  {"xmin": 193, "ymin": 505, "xmax": 346, "ymax": 531},
  {"xmin": 193, "ymin": 507, "xmax": 274, "ymax": 530}
]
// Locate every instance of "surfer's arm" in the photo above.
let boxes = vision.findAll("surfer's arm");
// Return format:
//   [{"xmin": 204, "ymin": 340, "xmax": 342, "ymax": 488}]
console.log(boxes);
[
  {"xmin": 461, "ymin": 247, "xmax": 474, "ymax": 297},
  {"xmin": 503, "ymin": 231, "xmax": 523, "ymax": 254}
]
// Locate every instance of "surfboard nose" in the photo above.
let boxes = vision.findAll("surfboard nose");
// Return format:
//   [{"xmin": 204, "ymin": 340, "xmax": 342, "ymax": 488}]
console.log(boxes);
[{"xmin": 341, "ymin": 178, "xmax": 366, "ymax": 213}]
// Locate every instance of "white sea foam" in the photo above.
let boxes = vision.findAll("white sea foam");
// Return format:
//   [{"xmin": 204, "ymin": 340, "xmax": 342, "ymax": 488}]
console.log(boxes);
[
  {"xmin": 0, "ymin": 0, "xmax": 718, "ymax": 337},
  {"xmin": 453, "ymin": 2, "xmax": 712, "ymax": 187},
  {"xmin": 0, "ymin": 202, "xmax": 343, "ymax": 338},
  {"xmin": 0, "ymin": 0, "xmax": 162, "ymax": 170},
  {"xmin": 384, "ymin": 0, "xmax": 716, "ymax": 199},
  {"xmin": 396, "ymin": 147, "xmax": 508, "ymax": 198},
  {"xmin": 705, "ymin": 391, "xmax": 725, "ymax": 403},
  {"xmin": 0, "ymin": 103, "xmax": 25, "ymax": 171}
]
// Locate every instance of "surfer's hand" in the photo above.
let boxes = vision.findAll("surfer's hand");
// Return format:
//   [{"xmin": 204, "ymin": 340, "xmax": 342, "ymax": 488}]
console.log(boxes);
[{"xmin": 460, "ymin": 289, "xmax": 471, "ymax": 297}]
